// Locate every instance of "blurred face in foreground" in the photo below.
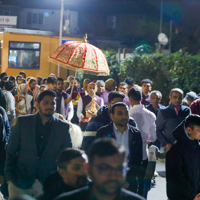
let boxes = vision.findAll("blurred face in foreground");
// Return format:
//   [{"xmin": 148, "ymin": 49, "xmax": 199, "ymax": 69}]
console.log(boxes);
[
  {"xmin": 186, "ymin": 125, "xmax": 200, "ymax": 140},
  {"xmin": 58, "ymin": 156, "xmax": 88, "ymax": 188},
  {"xmin": 87, "ymin": 153, "xmax": 126, "ymax": 197}
]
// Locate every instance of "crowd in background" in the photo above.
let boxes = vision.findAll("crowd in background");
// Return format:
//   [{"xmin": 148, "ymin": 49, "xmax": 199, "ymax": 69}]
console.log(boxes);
[{"xmin": 0, "ymin": 70, "xmax": 200, "ymax": 200}]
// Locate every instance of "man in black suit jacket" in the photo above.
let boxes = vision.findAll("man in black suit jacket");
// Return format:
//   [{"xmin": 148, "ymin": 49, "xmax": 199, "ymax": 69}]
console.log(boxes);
[
  {"xmin": 5, "ymin": 90, "xmax": 72, "ymax": 199},
  {"xmin": 96, "ymin": 102, "xmax": 143, "ymax": 194}
]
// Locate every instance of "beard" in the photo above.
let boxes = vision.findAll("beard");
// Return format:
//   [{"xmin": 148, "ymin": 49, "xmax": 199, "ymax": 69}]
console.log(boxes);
[{"xmin": 76, "ymin": 175, "xmax": 89, "ymax": 188}]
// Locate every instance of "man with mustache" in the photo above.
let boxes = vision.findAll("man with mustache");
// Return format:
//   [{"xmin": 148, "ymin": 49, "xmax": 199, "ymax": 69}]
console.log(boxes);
[
  {"xmin": 38, "ymin": 148, "xmax": 88, "ymax": 200},
  {"xmin": 5, "ymin": 90, "xmax": 72, "ymax": 199},
  {"xmin": 55, "ymin": 138, "xmax": 145, "ymax": 200}
]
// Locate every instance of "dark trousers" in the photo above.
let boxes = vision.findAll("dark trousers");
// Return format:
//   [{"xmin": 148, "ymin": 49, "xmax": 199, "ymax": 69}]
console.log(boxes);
[{"xmin": 138, "ymin": 159, "xmax": 148, "ymax": 197}]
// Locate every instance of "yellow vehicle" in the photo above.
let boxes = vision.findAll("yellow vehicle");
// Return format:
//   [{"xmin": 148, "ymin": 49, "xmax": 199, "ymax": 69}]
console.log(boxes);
[{"xmin": 0, "ymin": 28, "xmax": 82, "ymax": 79}]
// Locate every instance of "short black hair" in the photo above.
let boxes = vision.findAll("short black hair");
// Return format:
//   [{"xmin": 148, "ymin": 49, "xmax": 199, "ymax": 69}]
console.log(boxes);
[
  {"xmin": 19, "ymin": 71, "xmax": 26, "ymax": 78},
  {"xmin": 57, "ymin": 77, "xmax": 64, "ymax": 83},
  {"xmin": 75, "ymin": 77, "xmax": 80, "ymax": 83},
  {"xmin": 57, "ymin": 148, "xmax": 85, "ymax": 169},
  {"xmin": 119, "ymin": 82, "xmax": 128, "ymax": 87},
  {"xmin": 185, "ymin": 115, "xmax": 200, "ymax": 129},
  {"xmin": 111, "ymin": 102, "xmax": 128, "ymax": 114},
  {"xmin": 2, "ymin": 76, "xmax": 9, "ymax": 81},
  {"xmin": 128, "ymin": 87, "xmax": 142, "ymax": 101},
  {"xmin": 47, "ymin": 77, "xmax": 57, "ymax": 84},
  {"xmin": 43, "ymin": 77, "xmax": 47, "ymax": 84},
  {"xmin": 87, "ymin": 138, "xmax": 126, "ymax": 164},
  {"xmin": 141, "ymin": 79, "xmax": 153, "ymax": 86},
  {"xmin": 0, "ymin": 72, "xmax": 8, "ymax": 80},
  {"xmin": 37, "ymin": 90, "xmax": 56, "ymax": 103},
  {"xmin": 124, "ymin": 77, "xmax": 134, "ymax": 86},
  {"xmin": 9, "ymin": 76, "xmax": 16, "ymax": 81},
  {"xmin": 5, "ymin": 81, "xmax": 14, "ymax": 91},
  {"xmin": 108, "ymin": 91, "xmax": 125, "ymax": 103}
]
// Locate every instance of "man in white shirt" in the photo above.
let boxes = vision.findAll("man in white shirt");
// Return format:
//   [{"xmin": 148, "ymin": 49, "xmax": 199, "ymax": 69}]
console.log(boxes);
[
  {"xmin": 3, "ymin": 81, "xmax": 15, "ymax": 128},
  {"xmin": 77, "ymin": 82, "xmax": 104, "ymax": 132},
  {"xmin": 128, "ymin": 87, "xmax": 156, "ymax": 197}
]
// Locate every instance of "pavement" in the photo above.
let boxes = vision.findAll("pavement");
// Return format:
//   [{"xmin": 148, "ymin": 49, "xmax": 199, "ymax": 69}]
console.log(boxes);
[{"xmin": 147, "ymin": 161, "xmax": 168, "ymax": 200}]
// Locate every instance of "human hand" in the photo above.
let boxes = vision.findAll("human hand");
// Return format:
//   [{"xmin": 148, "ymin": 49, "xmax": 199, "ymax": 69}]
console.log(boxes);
[
  {"xmin": 81, "ymin": 115, "xmax": 87, "ymax": 123},
  {"xmin": 165, "ymin": 144, "xmax": 171, "ymax": 152},
  {"xmin": 22, "ymin": 112, "xmax": 26, "ymax": 115},
  {"xmin": 65, "ymin": 97, "xmax": 72, "ymax": 103},
  {"xmin": 0, "ymin": 176, "xmax": 4, "ymax": 185}
]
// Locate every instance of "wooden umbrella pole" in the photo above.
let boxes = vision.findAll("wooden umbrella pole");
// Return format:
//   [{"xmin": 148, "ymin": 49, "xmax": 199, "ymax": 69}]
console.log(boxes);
[{"xmin": 66, "ymin": 68, "xmax": 78, "ymax": 120}]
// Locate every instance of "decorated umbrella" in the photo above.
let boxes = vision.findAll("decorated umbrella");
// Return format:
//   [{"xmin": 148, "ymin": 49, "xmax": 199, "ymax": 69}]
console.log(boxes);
[{"xmin": 48, "ymin": 35, "xmax": 110, "ymax": 113}]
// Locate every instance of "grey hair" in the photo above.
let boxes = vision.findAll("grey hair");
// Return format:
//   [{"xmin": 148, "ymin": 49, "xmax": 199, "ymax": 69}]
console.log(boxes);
[
  {"xmin": 170, "ymin": 88, "xmax": 184, "ymax": 96},
  {"xmin": 96, "ymin": 80, "xmax": 105, "ymax": 87},
  {"xmin": 150, "ymin": 90, "xmax": 162, "ymax": 99}
]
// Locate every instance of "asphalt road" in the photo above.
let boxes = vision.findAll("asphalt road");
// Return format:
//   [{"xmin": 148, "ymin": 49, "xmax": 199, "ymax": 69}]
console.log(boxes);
[{"xmin": 148, "ymin": 161, "xmax": 167, "ymax": 200}]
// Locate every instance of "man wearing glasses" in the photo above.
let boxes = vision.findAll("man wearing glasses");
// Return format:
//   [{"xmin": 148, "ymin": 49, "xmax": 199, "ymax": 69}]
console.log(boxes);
[{"xmin": 55, "ymin": 138, "xmax": 144, "ymax": 200}]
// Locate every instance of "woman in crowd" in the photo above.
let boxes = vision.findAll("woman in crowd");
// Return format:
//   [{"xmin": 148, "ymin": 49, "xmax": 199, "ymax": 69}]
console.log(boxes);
[
  {"xmin": 27, "ymin": 78, "xmax": 40, "ymax": 114},
  {"xmin": 13, "ymin": 84, "xmax": 32, "ymax": 126},
  {"xmin": 43, "ymin": 78, "xmax": 48, "ymax": 85},
  {"xmin": 82, "ymin": 79, "xmax": 90, "ymax": 94},
  {"xmin": 36, "ymin": 76, "xmax": 43, "ymax": 86},
  {"xmin": 19, "ymin": 71, "xmax": 26, "ymax": 79}
]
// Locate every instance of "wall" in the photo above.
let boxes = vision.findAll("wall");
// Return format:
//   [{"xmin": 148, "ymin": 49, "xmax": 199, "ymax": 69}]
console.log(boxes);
[{"xmin": 0, "ymin": 32, "xmax": 81, "ymax": 79}]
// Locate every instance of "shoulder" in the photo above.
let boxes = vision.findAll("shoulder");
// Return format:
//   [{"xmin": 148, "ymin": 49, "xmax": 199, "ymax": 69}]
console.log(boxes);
[
  {"xmin": 121, "ymin": 188, "xmax": 145, "ymax": 200},
  {"xmin": 53, "ymin": 116, "xmax": 70, "ymax": 127},
  {"xmin": 97, "ymin": 123, "xmax": 111, "ymax": 133},
  {"xmin": 181, "ymin": 105, "xmax": 191, "ymax": 112},
  {"xmin": 55, "ymin": 186, "xmax": 88, "ymax": 200}
]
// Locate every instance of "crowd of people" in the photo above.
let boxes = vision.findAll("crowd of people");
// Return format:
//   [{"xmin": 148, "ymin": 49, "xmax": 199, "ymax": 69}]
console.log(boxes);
[{"xmin": 0, "ymin": 70, "xmax": 200, "ymax": 200}]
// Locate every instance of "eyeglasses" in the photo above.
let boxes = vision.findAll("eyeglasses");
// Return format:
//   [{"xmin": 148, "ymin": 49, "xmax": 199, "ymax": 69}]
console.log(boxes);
[{"xmin": 93, "ymin": 164, "xmax": 129, "ymax": 177}]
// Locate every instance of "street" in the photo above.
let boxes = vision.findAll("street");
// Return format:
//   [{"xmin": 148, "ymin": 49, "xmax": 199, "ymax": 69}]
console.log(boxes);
[{"xmin": 148, "ymin": 161, "xmax": 167, "ymax": 200}]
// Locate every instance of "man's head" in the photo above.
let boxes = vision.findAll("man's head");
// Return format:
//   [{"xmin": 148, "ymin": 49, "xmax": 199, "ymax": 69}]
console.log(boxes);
[
  {"xmin": 57, "ymin": 77, "xmax": 64, "ymax": 91},
  {"xmin": 49, "ymin": 73, "xmax": 56, "ymax": 78},
  {"xmin": 9, "ymin": 76, "xmax": 16, "ymax": 85},
  {"xmin": 105, "ymin": 78, "xmax": 116, "ymax": 92},
  {"xmin": 70, "ymin": 77, "xmax": 80, "ymax": 90},
  {"xmin": 108, "ymin": 91, "xmax": 125, "ymax": 112},
  {"xmin": 19, "ymin": 71, "xmax": 26, "ymax": 78},
  {"xmin": 36, "ymin": 90, "xmax": 57, "ymax": 117},
  {"xmin": 118, "ymin": 82, "xmax": 128, "ymax": 95},
  {"xmin": 87, "ymin": 82, "xmax": 97, "ymax": 97},
  {"xmin": 185, "ymin": 91, "xmax": 198, "ymax": 106},
  {"xmin": 169, "ymin": 88, "xmax": 184, "ymax": 108},
  {"xmin": 43, "ymin": 78, "xmax": 48, "ymax": 85},
  {"xmin": 40, "ymin": 85, "xmax": 46, "ymax": 93},
  {"xmin": 141, "ymin": 79, "xmax": 153, "ymax": 95},
  {"xmin": 16, "ymin": 75, "xmax": 23, "ymax": 84},
  {"xmin": 150, "ymin": 90, "xmax": 162, "ymax": 107},
  {"xmin": 47, "ymin": 77, "xmax": 57, "ymax": 91},
  {"xmin": 57, "ymin": 148, "xmax": 88, "ymax": 188},
  {"xmin": 110, "ymin": 102, "xmax": 129, "ymax": 127},
  {"xmin": 185, "ymin": 115, "xmax": 200, "ymax": 140},
  {"xmin": 5, "ymin": 81, "xmax": 14, "ymax": 92},
  {"xmin": 87, "ymin": 138, "xmax": 127, "ymax": 196},
  {"xmin": 124, "ymin": 77, "xmax": 134, "ymax": 92},
  {"xmin": 96, "ymin": 80, "xmax": 105, "ymax": 95},
  {"xmin": 128, "ymin": 87, "xmax": 142, "ymax": 106},
  {"xmin": 18, "ymin": 78, "xmax": 26, "ymax": 86},
  {"xmin": 63, "ymin": 80, "xmax": 69, "ymax": 90}
]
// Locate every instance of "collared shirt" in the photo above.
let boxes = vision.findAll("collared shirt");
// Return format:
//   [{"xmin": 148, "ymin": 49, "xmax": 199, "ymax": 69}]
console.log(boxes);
[
  {"xmin": 3, "ymin": 90, "xmax": 15, "ymax": 120},
  {"xmin": 113, "ymin": 123, "xmax": 129, "ymax": 161},
  {"xmin": 145, "ymin": 103, "xmax": 165, "ymax": 116},
  {"xmin": 141, "ymin": 93, "xmax": 151, "ymax": 106},
  {"xmin": 129, "ymin": 104, "xmax": 156, "ymax": 160},
  {"xmin": 35, "ymin": 113, "xmax": 53, "ymax": 159},
  {"xmin": 174, "ymin": 106, "xmax": 181, "ymax": 115}
]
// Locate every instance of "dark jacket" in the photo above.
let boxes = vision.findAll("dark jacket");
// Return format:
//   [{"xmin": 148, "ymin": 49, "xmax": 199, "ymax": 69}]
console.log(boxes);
[
  {"xmin": 156, "ymin": 103, "xmax": 191, "ymax": 146},
  {"xmin": 55, "ymin": 184, "xmax": 145, "ymax": 200},
  {"xmin": 166, "ymin": 121, "xmax": 200, "ymax": 200},
  {"xmin": 0, "ymin": 88, "xmax": 6, "ymax": 110},
  {"xmin": 5, "ymin": 114, "xmax": 72, "ymax": 189},
  {"xmin": 82, "ymin": 106, "xmax": 137, "ymax": 152},
  {"xmin": 38, "ymin": 172, "xmax": 77, "ymax": 200},
  {"xmin": 96, "ymin": 122, "xmax": 142, "ymax": 183}
]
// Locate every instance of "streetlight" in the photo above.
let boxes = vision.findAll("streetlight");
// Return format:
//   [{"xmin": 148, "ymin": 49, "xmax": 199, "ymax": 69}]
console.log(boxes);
[{"xmin": 58, "ymin": 0, "xmax": 64, "ymax": 77}]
